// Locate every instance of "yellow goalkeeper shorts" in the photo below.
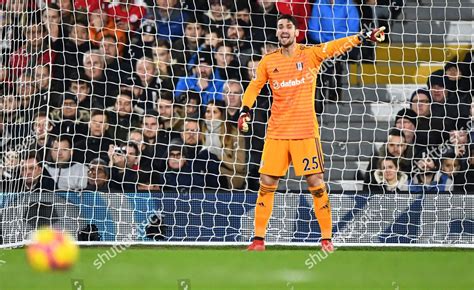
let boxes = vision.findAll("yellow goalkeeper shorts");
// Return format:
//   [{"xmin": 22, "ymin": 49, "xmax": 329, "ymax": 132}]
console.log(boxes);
[{"xmin": 259, "ymin": 138, "xmax": 325, "ymax": 177}]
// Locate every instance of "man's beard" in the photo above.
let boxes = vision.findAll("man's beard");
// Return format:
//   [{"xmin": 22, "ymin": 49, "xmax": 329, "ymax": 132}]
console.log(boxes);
[{"xmin": 279, "ymin": 38, "xmax": 294, "ymax": 48}]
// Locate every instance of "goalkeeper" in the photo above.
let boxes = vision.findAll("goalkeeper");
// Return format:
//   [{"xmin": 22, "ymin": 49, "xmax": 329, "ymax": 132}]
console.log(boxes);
[{"xmin": 239, "ymin": 14, "xmax": 385, "ymax": 252}]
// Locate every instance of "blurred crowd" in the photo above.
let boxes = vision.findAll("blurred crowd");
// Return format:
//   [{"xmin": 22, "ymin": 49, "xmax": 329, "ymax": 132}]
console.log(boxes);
[
  {"xmin": 0, "ymin": 0, "xmax": 471, "ymax": 193},
  {"xmin": 363, "ymin": 54, "xmax": 474, "ymax": 193}
]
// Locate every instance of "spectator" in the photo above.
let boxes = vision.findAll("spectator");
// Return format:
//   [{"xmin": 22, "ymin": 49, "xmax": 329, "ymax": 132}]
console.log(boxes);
[
  {"xmin": 448, "ymin": 130, "xmax": 469, "ymax": 159},
  {"xmin": 88, "ymin": 4, "xmax": 127, "ymax": 48},
  {"xmin": 49, "ymin": 92, "xmax": 89, "ymax": 146},
  {"xmin": 146, "ymin": 0, "xmax": 190, "ymax": 42},
  {"xmin": 157, "ymin": 92, "xmax": 183, "ymax": 133},
  {"xmin": 159, "ymin": 139, "xmax": 204, "ymax": 192},
  {"xmin": 107, "ymin": 142, "xmax": 139, "ymax": 192},
  {"xmin": 251, "ymin": 0, "xmax": 279, "ymax": 44},
  {"xmin": 222, "ymin": 79, "xmax": 243, "ymax": 125},
  {"xmin": 8, "ymin": 13, "xmax": 53, "ymax": 80},
  {"xmin": 74, "ymin": 110, "xmax": 113, "ymax": 164},
  {"xmin": 129, "ymin": 20, "xmax": 157, "ymax": 61},
  {"xmin": 85, "ymin": 158, "xmax": 111, "ymax": 192},
  {"xmin": 444, "ymin": 61, "xmax": 472, "ymax": 130},
  {"xmin": 56, "ymin": 0, "xmax": 75, "ymax": 25},
  {"xmin": 101, "ymin": 34, "xmax": 132, "ymax": 92},
  {"xmin": 21, "ymin": 152, "xmax": 55, "ymax": 193},
  {"xmin": 180, "ymin": 119, "xmax": 202, "ymax": 160},
  {"xmin": 394, "ymin": 108, "xmax": 417, "ymax": 146},
  {"xmin": 225, "ymin": 19, "xmax": 254, "ymax": 67},
  {"xmin": 171, "ymin": 18, "xmax": 204, "ymax": 67},
  {"xmin": 67, "ymin": 72, "xmax": 92, "ymax": 110},
  {"xmin": 55, "ymin": 15, "xmax": 95, "ymax": 80},
  {"xmin": 129, "ymin": 129, "xmax": 145, "ymax": 153},
  {"xmin": 0, "ymin": 0, "xmax": 27, "ymax": 74},
  {"xmin": 366, "ymin": 157, "xmax": 409, "ymax": 193},
  {"xmin": 435, "ymin": 153, "xmax": 462, "ymax": 192},
  {"xmin": 133, "ymin": 56, "xmax": 173, "ymax": 111},
  {"xmin": 177, "ymin": 91, "xmax": 201, "ymax": 119},
  {"xmin": 16, "ymin": 70, "xmax": 47, "ymax": 113},
  {"xmin": 308, "ymin": 0, "xmax": 360, "ymax": 101},
  {"xmin": 375, "ymin": 0, "xmax": 403, "ymax": 35},
  {"xmin": 409, "ymin": 89, "xmax": 445, "ymax": 152},
  {"xmin": 45, "ymin": 137, "xmax": 88, "ymax": 191},
  {"xmin": 175, "ymin": 51, "xmax": 225, "ymax": 105},
  {"xmin": 409, "ymin": 155, "xmax": 448, "ymax": 192},
  {"xmin": 177, "ymin": 117, "xmax": 221, "ymax": 186},
  {"xmin": 199, "ymin": 0, "xmax": 233, "ymax": 37},
  {"xmin": 214, "ymin": 42, "xmax": 240, "ymax": 80},
  {"xmin": 152, "ymin": 39, "xmax": 185, "ymax": 84},
  {"xmin": 106, "ymin": 0, "xmax": 146, "ymax": 31},
  {"xmin": 140, "ymin": 110, "xmax": 170, "ymax": 173},
  {"xmin": 30, "ymin": 111, "xmax": 53, "ymax": 160},
  {"xmin": 105, "ymin": 91, "xmax": 141, "ymax": 142},
  {"xmin": 200, "ymin": 28, "xmax": 223, "ymax": 54},
  {"xmin": 82, "ymin": 49, "xmax": 114, "ymax": 108},
  {"xmin": 201, "ymin": 100, "xmax": 247, "ymax": 189},
  {"xmin": 364, "ymin": 128, "xmax": 412, "ymax": 187}
]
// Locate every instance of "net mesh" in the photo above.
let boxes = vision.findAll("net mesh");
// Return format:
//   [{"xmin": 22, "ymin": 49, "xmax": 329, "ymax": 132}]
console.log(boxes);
[{"xmin": 0, "ymin": 0, "xmax": 473, "ymax": 246}]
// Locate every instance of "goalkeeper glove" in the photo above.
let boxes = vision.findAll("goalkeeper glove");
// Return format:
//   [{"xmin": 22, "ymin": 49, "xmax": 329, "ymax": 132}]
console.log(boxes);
[
  {"xmin": 238, "ymin": 106, "xmax": 251, "ymax": 133},
  {"xmin": 362, "ymin": 26, "xmax": 386, "ymax": 42}
]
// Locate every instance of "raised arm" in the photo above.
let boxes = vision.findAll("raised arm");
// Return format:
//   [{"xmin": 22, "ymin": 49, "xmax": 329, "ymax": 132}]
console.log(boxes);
[
  {"xmin": 313, "ymin": 35, "xmax": 361, "ymax": 61},
  {"xmin": 312, "ymin": 26, "xmax": 386, "ymax": 61}
]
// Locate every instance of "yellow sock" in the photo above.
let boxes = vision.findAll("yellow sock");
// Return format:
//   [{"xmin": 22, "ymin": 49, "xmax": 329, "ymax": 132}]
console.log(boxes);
[
  {"xmin": 254, "ymin": 183, "xmax": 277, "ymax": 239},
  {"xmin": 309, "ymin": 184, "xmax": 332, "ymax": 240}
]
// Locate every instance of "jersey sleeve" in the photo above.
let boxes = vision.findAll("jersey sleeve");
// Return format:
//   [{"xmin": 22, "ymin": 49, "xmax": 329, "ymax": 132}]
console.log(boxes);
[
  {"xmin": 242, "ymin": 56, "xmax": 269, "ymax": 109},
  {"xmin": 310, "ymin": 35, "xmax": 361, "ymax": 62}
]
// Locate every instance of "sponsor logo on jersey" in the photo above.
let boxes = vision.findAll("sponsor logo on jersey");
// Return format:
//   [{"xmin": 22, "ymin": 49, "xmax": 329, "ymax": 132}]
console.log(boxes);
[{"xmin": 272, "ymin": 77, "xmax": 305, "ymax": 90}]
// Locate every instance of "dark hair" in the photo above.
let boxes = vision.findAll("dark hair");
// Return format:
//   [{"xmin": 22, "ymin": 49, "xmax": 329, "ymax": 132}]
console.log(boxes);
[
  {"xmin": 207, "ymin": 99, "xmax": 227, "ymax": 119},
  {"xmin": 25, "ymin": 151, "xmax": 42, "ymax": 164},
  {"xmin": 410, "ymin": 89, "xmax": 431, "ymax": 103},
  {"xmin": 90, "ymin": 109, "xmax": 108, "ymax": 121},
  {"xmin": 126, "ymin": 142, "xmax": 140, "ymax": 155},
  {"xmin": 159, "ymin": 90, "xmax": 174, "ymax": 103},
  {"xmin": 277, "ymin": 14, "xmax": 297, "ymax": 26},
  {"xmin": 215, "ymin": 41, "xmax": 233, "ymax": 52},
  {"xmin": 53, "ymin": 136, "xmax": 72, "ymax": 148},
  {"xmin": 33, "ymin": 111, "xmax": 48, "ymax": 121},
  {"xmin": 117, "ymin": 90, "xmax": 133, "ymax": 100},
  {"xmin": 157, "ymin": 39, "xmax": 171, "ymax": 49},
  {"xmin": 388, "ymin": 128, "xmax": 406, "ymax": 140},
  {"xmin": 144, "ymin": 109, "xmax": 159, "ymax": 118},
  {"xmin": 377, "ymin": 156, "xmax": 399, "ymax": 170}
]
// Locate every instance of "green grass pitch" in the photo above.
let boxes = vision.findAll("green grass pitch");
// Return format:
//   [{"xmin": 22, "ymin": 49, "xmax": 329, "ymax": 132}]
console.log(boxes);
[{"xmin": 0, "ymin": 246, "xmax": 473, "ymax": 290}]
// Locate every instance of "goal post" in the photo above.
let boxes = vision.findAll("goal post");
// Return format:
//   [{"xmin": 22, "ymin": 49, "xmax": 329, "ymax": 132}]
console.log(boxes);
[{"xmin": 0, "ymin": 0, "xmax": 473, "ymax": 249}]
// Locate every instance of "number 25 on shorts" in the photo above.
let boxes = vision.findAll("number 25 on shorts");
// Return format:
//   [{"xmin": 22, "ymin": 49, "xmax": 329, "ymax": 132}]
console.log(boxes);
[{"xmin": 303, "ymin": 156, "xmax": 319, "ymax": 171}]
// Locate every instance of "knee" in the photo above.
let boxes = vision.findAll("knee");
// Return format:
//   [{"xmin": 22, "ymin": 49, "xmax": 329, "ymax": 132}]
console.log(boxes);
[
  {"xmin": 306, "ymin": 173, "xmax": 325, "ymax": 188},
  {"xmin": 260, "ymin": 174, "xmax": 279, "ymax": 188}
]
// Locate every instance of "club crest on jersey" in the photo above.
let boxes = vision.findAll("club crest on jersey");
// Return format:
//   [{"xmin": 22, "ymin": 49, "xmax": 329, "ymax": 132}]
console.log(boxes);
[{"xmin": 296, "ymin": 62, "xmax": 303, "ymax": 71}]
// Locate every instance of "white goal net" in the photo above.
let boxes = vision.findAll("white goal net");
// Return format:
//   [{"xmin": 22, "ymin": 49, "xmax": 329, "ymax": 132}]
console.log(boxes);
[{"xmin": 0, "ymin": 0, "xmax": 472, "ymax": 247}]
